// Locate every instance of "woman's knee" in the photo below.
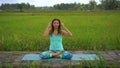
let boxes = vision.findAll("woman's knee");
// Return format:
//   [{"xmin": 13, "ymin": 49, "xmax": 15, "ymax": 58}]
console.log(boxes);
[
  {"xmin": 62, "ymin": 51, "xmax": 73, "ymax": 59},
  {"xmin": 40, "ymin": 51, "xmax": 51, "ymax": 59}
]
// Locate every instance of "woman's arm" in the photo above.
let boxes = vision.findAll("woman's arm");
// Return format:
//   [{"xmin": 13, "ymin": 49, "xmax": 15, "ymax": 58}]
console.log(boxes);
[
  {"xmin": 43, "ymin": 22, "xmax": 51, "ymax": 36},
  {"xmin": 61, "ymin": 23, "xmax": 72, "ymax": 37}
]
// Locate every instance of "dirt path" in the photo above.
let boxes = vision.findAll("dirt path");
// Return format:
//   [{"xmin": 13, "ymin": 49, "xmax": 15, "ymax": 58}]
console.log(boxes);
[{"xmin": 0, "ymin": 50, "xmax": 120, "ymax": 68}]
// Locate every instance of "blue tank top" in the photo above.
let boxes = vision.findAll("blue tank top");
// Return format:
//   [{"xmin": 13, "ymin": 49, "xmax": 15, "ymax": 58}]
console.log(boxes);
[{"xmin": 49, "ymin": 33, "xmax": 64, "ymax": 50}]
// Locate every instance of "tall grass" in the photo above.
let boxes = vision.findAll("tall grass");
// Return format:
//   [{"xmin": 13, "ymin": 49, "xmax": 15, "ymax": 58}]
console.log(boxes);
[{"xmin": 0, "ymin": 11, "xmax": 120, "ymax": 51}]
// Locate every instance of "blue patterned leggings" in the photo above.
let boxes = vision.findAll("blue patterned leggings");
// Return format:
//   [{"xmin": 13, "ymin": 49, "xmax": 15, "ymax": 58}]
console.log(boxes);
[{"xmin": 40, "ymin": 50, "xmax": 73, "ymax": 59}]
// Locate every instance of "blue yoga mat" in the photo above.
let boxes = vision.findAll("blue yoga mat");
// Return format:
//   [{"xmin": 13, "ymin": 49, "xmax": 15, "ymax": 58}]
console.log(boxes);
[{"xmin": 22, "ymin": 54, "xmax": 99, "ymax": 60}]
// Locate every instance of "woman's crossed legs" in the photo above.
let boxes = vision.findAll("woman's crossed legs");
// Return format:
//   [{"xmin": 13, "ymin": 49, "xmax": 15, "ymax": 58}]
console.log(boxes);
[{"xmin": 40, "ymin": 50, "xmax": 73, "ymax": 59}]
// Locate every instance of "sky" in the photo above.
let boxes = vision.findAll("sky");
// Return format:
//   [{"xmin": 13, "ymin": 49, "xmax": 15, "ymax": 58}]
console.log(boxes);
[{"xmin": 0, "ymin": 0, "xmax": 101, "ymax": 7}]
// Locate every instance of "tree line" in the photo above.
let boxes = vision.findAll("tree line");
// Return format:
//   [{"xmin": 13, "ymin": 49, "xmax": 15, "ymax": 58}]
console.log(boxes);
[
  {"xmin": 0, "ymin": 3, "xmax": 35, "ymax": 12},
  {"xmin": 53, "ymin": 0, "xmax": 120, "ymax": 10},
  {"xmin": 0, "ymin": 0, "xmax": 120, "ymax": 12}
]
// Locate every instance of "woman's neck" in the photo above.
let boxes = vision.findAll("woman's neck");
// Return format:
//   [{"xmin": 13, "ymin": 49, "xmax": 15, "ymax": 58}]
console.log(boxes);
[
  {"xmin": 53, "ymin": 29, "xmax": 59, "ymax": 35},
  {"xmin": 54, "ymin": 28, "xmax": 58, "ymax": 31},
  {"xmin": 54, "ymin": 27, "xmax": 58, "ymax": 30}
]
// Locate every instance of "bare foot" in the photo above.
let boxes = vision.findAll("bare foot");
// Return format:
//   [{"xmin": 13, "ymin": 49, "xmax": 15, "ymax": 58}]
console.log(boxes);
[
  {"xmin": 51, "ymin": 52, "xmax": 60, "ymax": 58},
  {"xmin": 51, "ymin": 52, "xmax": 58, "ymax": 57}
]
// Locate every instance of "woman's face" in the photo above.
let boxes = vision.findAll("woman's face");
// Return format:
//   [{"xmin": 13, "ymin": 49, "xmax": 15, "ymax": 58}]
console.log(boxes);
[{"xmin": 52, "ymin": 20, "xmax": 60, "ymax": 29}]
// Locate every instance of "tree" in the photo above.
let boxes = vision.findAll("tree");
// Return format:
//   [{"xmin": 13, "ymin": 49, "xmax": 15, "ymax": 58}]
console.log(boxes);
[
  {"xmin": 0, "ymin": 3, "xmax": 35, "ymax": 11},
  {"xmin": 80, "ymin": 4, "xmax": 89, "ymax": 11},
  {"xmin": 89, "ymin": 0, "xmax": 97, "ymax": 11},
  {"xmin": 100, "ymin": 0, "xmax": 119, "ymax": 10},
  {"xmin": 17, "ymin": 3, "xmax": 23, "ymax": 12},
  {"xmin": 53, "ymin": 3, "xmax": 77, "ymax": 10}
]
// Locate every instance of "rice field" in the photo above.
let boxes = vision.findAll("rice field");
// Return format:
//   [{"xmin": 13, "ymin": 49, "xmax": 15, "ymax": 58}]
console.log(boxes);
[{"xmin": 0, "ymin": 10, "xmax": 120, "ymax": 51}]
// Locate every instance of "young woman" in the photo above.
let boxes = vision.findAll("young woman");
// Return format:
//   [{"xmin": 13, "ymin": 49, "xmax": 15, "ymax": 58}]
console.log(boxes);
[{"xmin": 40, "ymin": 18, "xmax": 73, "ymax": 59}]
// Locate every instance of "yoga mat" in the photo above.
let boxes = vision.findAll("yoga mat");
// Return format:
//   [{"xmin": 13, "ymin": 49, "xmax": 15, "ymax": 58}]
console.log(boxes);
[{"xmin": 22, "ymin": 54, "xmax": 99, "ymax": 60}]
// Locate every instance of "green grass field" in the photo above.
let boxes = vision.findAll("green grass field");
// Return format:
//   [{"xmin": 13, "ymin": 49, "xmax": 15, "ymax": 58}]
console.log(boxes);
[{"xmin": 0, "ymin": 10, "xmax": 120, "ymax": 51}]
